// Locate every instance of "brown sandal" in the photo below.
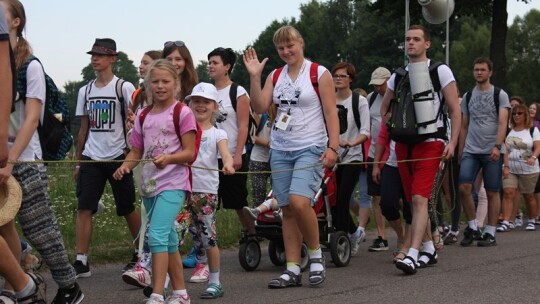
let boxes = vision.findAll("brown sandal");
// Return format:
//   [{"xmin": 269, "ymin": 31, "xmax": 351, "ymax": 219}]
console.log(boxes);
[{"xmin": 393, "ymin": 250, "xmax": 407, "ymax": 264}]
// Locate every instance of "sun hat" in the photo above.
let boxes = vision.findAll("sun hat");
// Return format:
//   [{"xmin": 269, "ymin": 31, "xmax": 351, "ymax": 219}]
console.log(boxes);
[
  {"xmin": 369, "ymin": 67, "xmax": 391, "ymax": 85},
  {"xmin": 86, "ymin": 38, "xmax": 119, "ymax": 55},
  {"xmin": 0, "ymin": 176, "xmax": 22, "ymax": 227},
  {"xmin": 185, "ymin": 82, "xmax": 218, "ymax": 102}
]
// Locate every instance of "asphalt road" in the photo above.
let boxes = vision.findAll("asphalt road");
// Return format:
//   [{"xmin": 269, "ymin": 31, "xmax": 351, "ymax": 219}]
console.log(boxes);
[{"xmin": 30, "ymin": 227, "xmax": 540, "ymax": 303}]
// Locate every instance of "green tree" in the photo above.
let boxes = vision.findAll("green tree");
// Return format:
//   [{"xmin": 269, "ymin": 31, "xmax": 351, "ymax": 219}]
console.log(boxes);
[{"xmin": 195, "ymin": 60, "xmax": 211, "ymax": 83}]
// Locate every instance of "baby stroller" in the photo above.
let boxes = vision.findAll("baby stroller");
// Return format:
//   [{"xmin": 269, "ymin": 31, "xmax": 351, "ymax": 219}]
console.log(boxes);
[{"xmin": 238, "ymin": 149, "xmax": 351, "ymax": 271}]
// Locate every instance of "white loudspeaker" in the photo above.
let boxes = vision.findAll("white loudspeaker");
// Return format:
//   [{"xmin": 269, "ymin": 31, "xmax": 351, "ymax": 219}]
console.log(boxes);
[{"xmin": 417, "ymin": 0, "xmax": 455, "ymax": 24}]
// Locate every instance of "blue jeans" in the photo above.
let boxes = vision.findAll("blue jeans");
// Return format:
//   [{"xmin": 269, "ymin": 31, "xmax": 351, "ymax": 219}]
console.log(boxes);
[{"xmin": 459, "ymin": 152, "xmax": 502, "ymax": 192}]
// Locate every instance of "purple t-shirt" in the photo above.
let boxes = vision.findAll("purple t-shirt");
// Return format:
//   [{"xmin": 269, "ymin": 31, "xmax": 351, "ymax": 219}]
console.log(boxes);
[{"xmin": 130, "ymin": 101, "xmax": 197, "ymax": 197}]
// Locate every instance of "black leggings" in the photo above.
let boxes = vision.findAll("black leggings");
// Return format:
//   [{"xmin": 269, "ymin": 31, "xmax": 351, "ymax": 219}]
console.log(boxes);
[
  {"xmin": 332, "ymin": 162, "xmax": 361, "ymax": 234},
  {"xmin": 380, "ymin": 165, "xmax": 412, "ymax": 224}
]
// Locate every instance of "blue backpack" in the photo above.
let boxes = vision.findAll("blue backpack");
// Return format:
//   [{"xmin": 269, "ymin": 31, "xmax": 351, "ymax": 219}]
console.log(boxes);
[{"xmin": 17, "ymin": 56, "xmax": 73, "ymax": 161}]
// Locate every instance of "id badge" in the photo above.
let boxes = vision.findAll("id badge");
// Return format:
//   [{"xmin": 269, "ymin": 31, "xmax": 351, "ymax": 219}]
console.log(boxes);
[{"xmin": 276, "ymin": 112, "xmax": 291, "ymax": 131}]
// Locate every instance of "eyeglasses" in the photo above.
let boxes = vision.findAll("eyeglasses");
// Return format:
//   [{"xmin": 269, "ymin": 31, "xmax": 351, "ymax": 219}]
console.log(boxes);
[
  {"xmin": 332, "ymin": 74, "xmax": 349, "ymax": 80},
  {"xmin": 512, "ymin": 112, "xmax": 524, "ymax": 116},
  {"xmin": 164, "ymin": 40, "xmax": 185, "ymax": 48}
]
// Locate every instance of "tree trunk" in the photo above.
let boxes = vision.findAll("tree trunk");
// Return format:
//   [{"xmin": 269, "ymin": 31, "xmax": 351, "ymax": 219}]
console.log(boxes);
[{"xmin": 490, "ymin": 0, "xmax": 508, "ymax": 87}]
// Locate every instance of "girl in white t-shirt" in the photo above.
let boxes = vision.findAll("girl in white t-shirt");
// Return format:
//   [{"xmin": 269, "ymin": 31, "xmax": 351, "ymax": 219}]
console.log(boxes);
[{"xmin": 187, "ymin": 82, "xmax": 234, "ymax": 299}]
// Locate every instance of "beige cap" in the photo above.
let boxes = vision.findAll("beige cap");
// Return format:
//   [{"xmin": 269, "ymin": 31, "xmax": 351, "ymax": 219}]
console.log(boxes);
[{"xmin": 369, "ymin": 67, "xmax": 391, "ymax": 85}]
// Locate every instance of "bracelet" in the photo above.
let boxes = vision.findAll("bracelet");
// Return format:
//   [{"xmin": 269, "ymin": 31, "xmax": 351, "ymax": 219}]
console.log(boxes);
[
  {"xmin": 503, "ymin": 165, "xmax": 509, "ymax": 168},
  {"xmin": 328, "ymin": 147, "xmax": 338, "ymax": 155}
]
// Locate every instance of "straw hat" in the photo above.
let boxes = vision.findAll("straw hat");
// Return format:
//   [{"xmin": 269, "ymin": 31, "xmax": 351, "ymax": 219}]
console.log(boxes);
[{"xmin": 0, "ymin": 176, "xmax": 22, "ymax": 226}]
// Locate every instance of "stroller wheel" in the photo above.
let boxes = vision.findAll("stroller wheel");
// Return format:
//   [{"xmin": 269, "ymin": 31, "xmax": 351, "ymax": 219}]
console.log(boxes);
[
  {"xmin": 239, "ymin": 239, "xmax": 261, "ymax": 271},
  {"xmin": 268, "ymin": 240, "xmax": 286, "ymax": 266},
  {"xmin": 330, "ymin": 231, "xmax": 351, "ymax": 267},
  {"xmin": 300, "ymin": 242, "xmax": 309, "ymax": 271}
]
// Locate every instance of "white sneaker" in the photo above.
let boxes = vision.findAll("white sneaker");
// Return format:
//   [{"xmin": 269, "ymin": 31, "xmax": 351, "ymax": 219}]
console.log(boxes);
[
  {"xmin": 189, "ymin": 263, "xmax": 209, "ymax": 283},
  {"xmin": 165, "ymin": 294, "xmax": 190, "ymax": 304},
  {"xmin": 243, "ymin": 206, "xmax": 259, "ymax": 220},
  {"xmin": 146, "ymin": 296, "xmax": 164, "ymax": 304},
  {"xmin": 122, "ymin": 264, "xmax": 151, "ymax": 288},
  {"xmin": 515, "ymin": 212, "xmax": 523, "ymax": 227},
  {"xmin": 350, "ymin": 229, "xmax": 365, "ymax": 256},
  {"xmin": 526, "ymin": 222, "xmax": 536, "ymax": 231}
]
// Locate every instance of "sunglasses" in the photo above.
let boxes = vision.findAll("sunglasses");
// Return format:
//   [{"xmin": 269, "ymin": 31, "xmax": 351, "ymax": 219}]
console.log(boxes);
[
  {"xmin": 164, "ymin": 40, "xmax": 185, "ymax": 48},
  {"xmin": 512, "ymin": 112, "xmax": 524, "ymax": 116}
]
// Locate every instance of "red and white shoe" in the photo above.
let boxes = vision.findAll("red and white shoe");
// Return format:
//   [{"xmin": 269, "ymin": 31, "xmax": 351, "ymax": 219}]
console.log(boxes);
[
  {"xmin": 122, "ymin": 264, "xmax": 151, "ymax": 288},
  {"xmin": 189, "ymin": 263, "xmax": 209, "ymax": 283}
]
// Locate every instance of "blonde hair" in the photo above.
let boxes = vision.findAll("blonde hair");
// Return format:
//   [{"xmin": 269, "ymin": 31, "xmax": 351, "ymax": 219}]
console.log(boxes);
[
  {"xmin": 1, "ymin": 0, "xmax": 32, "ymax": 70},
  {"xmin": 510, "ymin": 104, "xmax": 532, "ymax": 129},
  {"xmin": 144, "ymin": 59, "xmax": 180, "ymax": 102},
  {"xmin": 273, "ymin": 25, "xmax": 303, "ymax": 45}
]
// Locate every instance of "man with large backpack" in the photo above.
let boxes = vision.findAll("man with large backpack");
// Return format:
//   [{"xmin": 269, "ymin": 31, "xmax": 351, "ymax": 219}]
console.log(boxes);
[
  {"xmin": 380, "ymin": 25, "xmax": 461, "ymax": 275},
  {"xmin": 458, "ymin": 57, "xmax": 510, "ymax": 247},
  {"xmin": 73, "ymin": 38, "xmax": 141, "ymax": 278}
]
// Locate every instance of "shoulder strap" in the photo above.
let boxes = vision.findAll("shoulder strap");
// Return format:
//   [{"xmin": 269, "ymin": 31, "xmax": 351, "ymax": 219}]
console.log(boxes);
[
  {"xmin": 368, "ymin": 92, "xmax": 377, "ymax": 108},
  {"xmin": 138, "ymin": 104, "xmax": 154, "ymax": 130},
  {"xmin": 465, "ymin": 91, "xmax": 472, "ymax": 113},
  {"xmin": 115, "ymin": 78, "xmax": 128, "ymax": 145},
  {"xmin": 309, "ymin": 62, "xmax": 320, "ymax": 100},
  {"xmin": 393, "ymin": 67, "xmax": 407, "ymax": 92},
  {"xmin": 428, "ymin": 61, "xmax": 444, "ymax": 92},
  {"xmin": 494, "ymin": 86, "xmax": 501, "ymax": 114},
  {"xmin": 272, "ymin": 66, "xmax": 284, "ymax": 86},
  {"xmin": 352, "ymin": 92, "xmax": 360, "ymax": 130},
  {"xmin": 256, "ymin": 113, "xmax": 268, "ymax": 136},
  {"xmin": 17, "ymin": 55, "xmax": 39, "ymax": 103},
  {"xmin": 229, "ymin": 82, "xmax": 239, "ymax": 112},
  {"xmin": 172, "ymin": 102, "xmax": 183, "ymax": 139},
  {"xmin": 530, "ymin": 126, "xmax": 535, "ymax": 138}
]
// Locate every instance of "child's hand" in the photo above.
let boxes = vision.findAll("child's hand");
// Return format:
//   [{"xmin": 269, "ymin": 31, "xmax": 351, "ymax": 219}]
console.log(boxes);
[
  {"xmin": 113, "ymin": 165, "xmax": 130, "ymax": 180},
  {"xmin": 223, "ymin": 164, "xmax": 235, "ymax": 175},
  {"xmin": 153, "ymin": 154, "xmax": 169, "ymax": 169}
]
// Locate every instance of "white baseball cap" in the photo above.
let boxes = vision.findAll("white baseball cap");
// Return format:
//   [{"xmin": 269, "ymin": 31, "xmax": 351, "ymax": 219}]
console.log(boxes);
[
  {"xmin": 369, "ymin": 67, "xmax": 391, "ymax": 85},
  {"xmin": 185, "ymin": 82, "xmax": 218, "ymax": 102}
]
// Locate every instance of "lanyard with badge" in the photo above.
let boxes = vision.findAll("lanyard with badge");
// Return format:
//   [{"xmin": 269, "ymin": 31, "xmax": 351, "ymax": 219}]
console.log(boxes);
[{"xmin": 275, "ymin": 62, "xmax": 306, "ymax": 131}]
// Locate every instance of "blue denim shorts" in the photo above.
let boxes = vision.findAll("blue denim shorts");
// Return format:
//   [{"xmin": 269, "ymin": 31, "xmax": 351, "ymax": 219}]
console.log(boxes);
[
  {"xmin": 458, "ymin": 152, "xmax": 502, "ymax": 192},
  {"xmin": 270, "ymin": 145, "xmax": 325, "ymax": 207}
]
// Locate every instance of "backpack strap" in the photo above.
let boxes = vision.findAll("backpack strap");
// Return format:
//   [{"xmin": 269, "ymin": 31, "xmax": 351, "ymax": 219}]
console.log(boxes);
[
  {"xmin": 16, "ymin": 55, "xmax": 38, "ymax": 103},
  {"xmin": 309, "ymin": 62, "xmax": 320, "ymax": 100},
  {"xmin": 229, "ymin": 82, "xmax": 239, "ymax": 112},
  {"xmin": 352, "ymin": 91, "xmax": 360, "ymax": 130},
  {"xmin": 115, "ymin": 78, "xmax": 128, "ymax": 147},
  {"xmin": 256, "ymin": 113, "xmax": 269, "ymax": 136},
  {"xmin": 466, "ymin": 86, "xmax": 502, "ymax": 116},
  {"xmin": 368, "ymin": 91, "xmax": 377, "ymax": 108},
  {"xmin": 139, "ymin": 102, "xmax": 183, "ymax": 139}
]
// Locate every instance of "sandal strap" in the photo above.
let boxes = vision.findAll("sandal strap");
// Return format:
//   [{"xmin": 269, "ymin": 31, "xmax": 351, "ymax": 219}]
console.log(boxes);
[
  {"xmin": 309, "ymin": 257, "xmax": 325, "ymax": 264},
  {"xmin": 419, "ymin": 251, "xmax": 436, "ymax": 259}
]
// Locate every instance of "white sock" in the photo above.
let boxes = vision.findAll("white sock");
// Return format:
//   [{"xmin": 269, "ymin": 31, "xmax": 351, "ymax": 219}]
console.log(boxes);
[
  {"xmin": 172, "ymin": 289, "xmax": 188, "ymax": 297},
  {"xmin": 468, "ymin": 220, "xmax": 478, "ymax": 231},
  {"xmin": 15, "ymin": 274, "xmax": 36, "ymax": 299},
  {"xmin": 150, "ymin": 293, "xmax": 164, "ymax": 301},
  {"xmin": 76, "ymin": 254, "xmax": 88, "ymax": 265},
  {"xmin": 422, "ymin": 241, "xmax": 435, "ymax": 254},
  {"xmin": 407, "ymin": 248, "xmax": 419, "ymax": 263},
  {"xmin": 261, "ymin": 198, "xmax": 273, "ymax": 210},
  {"xmin": 280, "ymin": 263, "xmax": 300, "ymax": 280},
  {"xmin": 484, "ymin": 225, "xmax": 496, "ymax": 236},
  {"xmin": 308, "ymin": 247, "xmax": 324, "ymax": 272},
  {"xmin": 209, "ymin": 270, "xmax": 220, "ymax": 285}
]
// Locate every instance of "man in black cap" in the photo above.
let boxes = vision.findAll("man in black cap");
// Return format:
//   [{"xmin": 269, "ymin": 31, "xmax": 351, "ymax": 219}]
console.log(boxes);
[{"xmin": 73, "ymin": 38, "xmax": 141, "ymax": 277}]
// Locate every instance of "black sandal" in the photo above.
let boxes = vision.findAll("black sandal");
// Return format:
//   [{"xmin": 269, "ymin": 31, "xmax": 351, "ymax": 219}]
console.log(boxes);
[
  {"xmin": 395, "ymin": 256, "xmax": 417, "ymax": 275},
  {"xmin": 417, "ymin": 251, "xmax": 438, "ymax": 268},
  {"xmin": 268, "ymin": 270, "xmax": 302, "ymax": 289},
  {"xmin": 308, "ymin": 257, "xmax": 326, "ymax": 286}
]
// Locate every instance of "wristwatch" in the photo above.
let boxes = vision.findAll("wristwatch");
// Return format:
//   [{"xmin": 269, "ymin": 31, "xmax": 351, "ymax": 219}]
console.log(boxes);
[{"xmin": 494, "ymin": 144, "xmax": 502, "ymax": 150}]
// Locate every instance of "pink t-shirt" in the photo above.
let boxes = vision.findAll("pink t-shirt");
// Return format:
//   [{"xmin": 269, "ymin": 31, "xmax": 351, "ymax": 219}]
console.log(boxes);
[{"xmin": 130, "ymin": 101, "xmax": 197, "ymax": 197}]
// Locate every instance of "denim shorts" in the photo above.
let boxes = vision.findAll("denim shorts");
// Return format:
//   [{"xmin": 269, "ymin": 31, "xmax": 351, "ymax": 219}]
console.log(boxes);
[
  {"xmin": 270, "ymin": 145, "xmax": 325, "ymax": 207},
  {"xmin": 458, "ymin": 152, "xmax": 502, "ymax": 192}
]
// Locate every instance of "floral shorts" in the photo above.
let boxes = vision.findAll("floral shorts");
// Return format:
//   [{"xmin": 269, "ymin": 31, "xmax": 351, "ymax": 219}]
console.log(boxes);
[{"xmin": 188, "ymin": 193, "xmax": 219, "ymax": 249}]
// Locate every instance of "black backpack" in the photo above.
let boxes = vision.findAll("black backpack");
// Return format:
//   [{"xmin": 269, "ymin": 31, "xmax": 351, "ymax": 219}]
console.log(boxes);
[
  {"xmin": 386, "ymin": 61, "xmax": 447, "ymax": 144},
  {"xmin": 17, "ymin": 56, "xmax": 73, "ymax": 161},
  {"xmin": 229, "ymin": 82, "xmax": 258, "ymax": 151}
]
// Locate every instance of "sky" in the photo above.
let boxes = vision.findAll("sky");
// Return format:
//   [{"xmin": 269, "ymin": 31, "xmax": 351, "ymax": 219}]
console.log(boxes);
[{"xmin": 19, "ymin": 0, "xmax": 540, "ymax": 88}]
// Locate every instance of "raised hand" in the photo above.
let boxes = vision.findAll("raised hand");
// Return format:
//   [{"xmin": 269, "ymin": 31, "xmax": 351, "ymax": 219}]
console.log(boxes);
[{"xmin": 243, "ymin": 47, "xmax": 268, "ymax": 77}]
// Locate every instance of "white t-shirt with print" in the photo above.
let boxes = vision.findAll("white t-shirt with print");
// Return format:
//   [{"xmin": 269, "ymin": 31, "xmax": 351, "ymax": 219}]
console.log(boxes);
[
  {"xmin": 338, "ymin": 94, "xmax": 370, "ymax": 163},
  {"xmin": 215, "ymin": 84, "xmax": 249, "ymax": 157},
  {"xmin": 271, "ymin": 59, "xmax": 328, "ymax": 151},
  {"xmin": 9, "ymin": 60, "xmax": 46, "ymax": 161},
  {"xmin": 506, "ymin": 128, "xmax": 540, "ymax": 175},
  {"xmin": 76, "ymin": 76, "xmax": 135, "ymax": 160},
  {"xmin": 191, "ymin": 127, "xmax": 228, "ymax": 194}
]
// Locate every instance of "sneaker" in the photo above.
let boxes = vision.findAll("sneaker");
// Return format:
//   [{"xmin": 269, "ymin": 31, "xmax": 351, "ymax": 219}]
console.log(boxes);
[
  {"xmin": 51, "ymin": 282, "xmax": 84, "ymax": 304},
  {"xmin": 459, "ymin": 227, "xmax": 481, "ymax": 247},
  {"xmin": 526, "ymin": 222, "xmax": 536, "ymax": 231},
  {"xmin": 182, "ymin": 247, "xmax": 197, "ymax": 269},
  {"xmin": 443, "ymin": 231, "xmax": 458, "ymax": 245},
  {"xmin": 477, "ymin": 232, "xmax": 497, "ymax": 247},
  {"xmin": 243, "ymin": 206, "xmax": 260, "ymax": 220},
  {"xmin": 189, "ymin": 263, "xmax": 209, "ymax": 283},
  {"xmin": 349, "ymin": 229, "xmax": 365, "ymax": 256},
  {"xmin": 18, "ymin": 272, "xmax": 47, "ymax": 304},
  {"xmin": 368, "ymin": 236, "xmax": 389, "ymax": 252},
  {"xmin": 0, "ymin": 291, "xmax": 17, "ymax": 304},
  {"xmin": 122, "ymin": 252, "xmax": 139, "ymax": 272},
  {"xmin": 165, "ymin": 294, "xmax": 190, "ymax": 304},
  {"xmin": 73, "ymin": 260, "xmax": 91, "ymax": 278},
  {"xmin": 515, "ymin": 212, "xmax": 523, "ymax": 227},
  {"xmin": 122, "ymin": 264, "xmax": 151, "ymax": 288},
  {"xmin": 145, "ymin": 296, "xmax": 165, "ymax": 304}
]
